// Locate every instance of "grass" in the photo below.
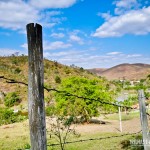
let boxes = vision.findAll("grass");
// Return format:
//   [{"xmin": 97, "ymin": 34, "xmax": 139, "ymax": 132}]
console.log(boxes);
[
  {"xmin": 0, "ymin": 120, "xmax": 142, "ymax": 150},
  {"xmin": 47, "ymin": 132, "xmax": 140, "ymax": 150},
  {"xmin": 0, "ymin": 121, "xmax": 30, "ymax": 150},
  {"xmin": 107, "ymin": 111, "xmax": 140, "ymax": 121}
]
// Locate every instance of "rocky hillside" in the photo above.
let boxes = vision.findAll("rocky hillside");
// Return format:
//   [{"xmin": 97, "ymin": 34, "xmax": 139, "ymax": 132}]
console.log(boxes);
[{"xmin": 88, "ymin": 63, "xmax": 150, "ymax": 80}]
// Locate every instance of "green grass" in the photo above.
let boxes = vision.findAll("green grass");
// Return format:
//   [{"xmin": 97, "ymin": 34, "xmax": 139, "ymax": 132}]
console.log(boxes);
[
  {"xmin": 107, "ymin": 111, "xmax": 140, "ymax": 121},
  {"xmin": 0, "ymin": 120, "xmax": 142, "ymax": 150},
  {"xmin": 47, "ymin": 132, "xmax": 142, "ymax": 150}
]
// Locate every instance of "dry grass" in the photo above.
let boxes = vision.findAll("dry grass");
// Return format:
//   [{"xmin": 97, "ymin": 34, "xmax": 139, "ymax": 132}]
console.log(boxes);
[{"xmin": 0, "ymin": 115, "xmax": 143, "ymax": 150}]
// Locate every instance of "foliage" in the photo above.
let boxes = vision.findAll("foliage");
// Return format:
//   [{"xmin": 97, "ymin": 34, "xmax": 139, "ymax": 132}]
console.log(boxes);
[
  {"xmin": 46, "ymin": 106, "xmax": 56, "ymax": 116},
  {"xmin": 55, "ymin": 76, "xmax": 61, "ymax": 84},
  {"xmin": 144, "ymin": 91, "xmax": 150, "ymax": 99},
  {"xmin": 55, "ymin": 77, "xmax": 116, "ymax": 121},
  {"xmin": 4, "ymin": 92, "xmax": 20, "ymax": 107},
  {"xmin": 0, "ymin": 108, "xmax": 27, "ymax": 125},
  {"xmin": 121, "ymin": 96, "xmax": 138, "ymax": 108},
  {"xmin": 23, "ymin": 143, "xmax": 31, "ymax": 149},
  {"xmin": 121, "ymin": 134, "xmax": 143, "ymax": 150},
  {"xmin": 14, "ymin": 67, "xmax": 21, "ymax": 74}
]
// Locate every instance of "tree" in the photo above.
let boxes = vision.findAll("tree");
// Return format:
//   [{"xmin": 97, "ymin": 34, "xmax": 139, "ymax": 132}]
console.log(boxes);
[
  {"xmin": 55, "ymin": 77, "xmax": 116, "ymax": 122},
  {"xmin": 48, "ymin": 116, "xmax": 80, "ymax": 150}
]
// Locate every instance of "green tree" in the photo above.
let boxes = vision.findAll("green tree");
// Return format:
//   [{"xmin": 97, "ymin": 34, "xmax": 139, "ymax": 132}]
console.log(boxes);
[{"xmin": 55, "ymin": 77, "xmax": 116, "ymax": 122}]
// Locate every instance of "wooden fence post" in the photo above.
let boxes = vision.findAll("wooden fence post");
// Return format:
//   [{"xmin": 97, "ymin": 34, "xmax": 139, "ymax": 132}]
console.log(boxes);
[
  {"xmin": 138, "ymin": 89, "xmax": 150, "ymax": 150},
  {"xmin": 26, "ymin": 23, "xmax": 47, "ymax": 150}
]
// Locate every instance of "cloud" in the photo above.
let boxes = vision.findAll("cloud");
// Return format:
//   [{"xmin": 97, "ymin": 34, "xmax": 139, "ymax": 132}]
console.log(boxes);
[
  {"xmin": 114, "ymin": 0, "xmax": 140, "ymax": 15},
  {"xmin": 21, "ymin": 40, "xmax": 72, "ymax": 51},
  {"xmin": 93, "ymin": 6, "xmax": 150, "ymax": 38},
  {"xmin": 69, "ymin": 35, "xmax": 84, "ymax": 45},
  {"xmin": 50, "ymin": 33, "xmax": 65, "ymax": 38},
  {"xmin": 97, "ymin": 12, "xmax": 112, "ymax": 21},
  {"xmin": 115, "ymin": 0, "xmax": 138, "ymax": 8},
  {"xmin": 29, "ymin": 0, "xmax": 77, "ymax": 9},
  {"xmin": 0, "ymin": 48, "xmax": 26, "ymax": 56},
  {"xmin": 0, "ymin": 1, "xmax": 38, "ymax": 30},
  {"xmin": 0, "ymin": 0, "xmax": 77, "ymax": 30},
  {"xmin": 127, "ymin": 54, "xmax": 142, "ymax": 58},
  {"xmin": 107, "ymin": 51, "xmax": 122, "ymax": 55},
  {"xmin": 44, "ymin": 41, "xmax": 72, "ymax": 50}
]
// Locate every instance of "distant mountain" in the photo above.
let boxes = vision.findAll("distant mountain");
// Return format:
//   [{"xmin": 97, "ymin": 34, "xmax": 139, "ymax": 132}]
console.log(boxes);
[
  {"xmin": 88, "ymin": 68, "xmax": 107, "ymax": 74},
  {"xmin": 88, "ymin": 63, "xmax": 150, "ymax": 80}
]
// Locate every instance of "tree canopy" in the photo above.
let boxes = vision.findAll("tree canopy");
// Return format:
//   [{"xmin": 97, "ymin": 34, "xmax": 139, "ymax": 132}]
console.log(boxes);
[{"xmin": 54, "ymin": 77, "xmax": 117, "ymax": 121}]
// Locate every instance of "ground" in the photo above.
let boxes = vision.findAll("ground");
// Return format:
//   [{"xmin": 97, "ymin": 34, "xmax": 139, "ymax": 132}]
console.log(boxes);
[{"xmin": 0, "ymin": 112, "xmax": 144, "ymax": 150}]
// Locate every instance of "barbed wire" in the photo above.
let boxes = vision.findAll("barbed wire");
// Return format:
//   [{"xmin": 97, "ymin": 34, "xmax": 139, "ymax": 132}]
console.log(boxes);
[
  {"xmin": 47, "ymin": 130, "xmax": 141, "ymax": 147},
  {"xmin": 0, "ymin": 76, "xmax": 140, "ymax": 110},
  {"xmin": 0, "ymin": 76, "xmax": 145, "ymax": 147}
]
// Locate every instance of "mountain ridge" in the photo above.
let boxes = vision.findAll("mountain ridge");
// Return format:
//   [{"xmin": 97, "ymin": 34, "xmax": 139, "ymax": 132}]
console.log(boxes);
[{"xmin": 88, "ymin": 63, "xmax": 150, "ymax": 80}]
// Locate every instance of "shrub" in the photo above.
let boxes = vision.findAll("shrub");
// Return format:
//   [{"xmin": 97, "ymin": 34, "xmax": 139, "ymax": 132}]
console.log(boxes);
[
  {"xmin": 14, "ymin": 67, "xmax": 21, "ymax": 74},
  {"xmin": 4, "ymin": 92, "xmax": 20, "ymax": 107},
  {"xmin": 46, "ymin": 106, "xmax": 55, "ymax": 116},
  {"xmin": 0, "ymin": 108, "xmax": 27, "ymax": 125},
  {"xmin": 55, "ymin": 76, "xmax": 61, "ymax": 84}
]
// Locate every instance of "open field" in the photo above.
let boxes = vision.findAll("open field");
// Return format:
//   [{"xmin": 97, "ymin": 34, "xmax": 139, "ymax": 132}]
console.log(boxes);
[{"xmin": 0, "ymin": 112, "xmax": 144, "ymax": 150}]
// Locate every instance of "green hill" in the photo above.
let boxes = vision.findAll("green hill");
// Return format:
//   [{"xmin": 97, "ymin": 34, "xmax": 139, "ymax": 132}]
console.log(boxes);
[{"xmin": 0, "ymin": 55, "xmax": 108, "ymax": 109}]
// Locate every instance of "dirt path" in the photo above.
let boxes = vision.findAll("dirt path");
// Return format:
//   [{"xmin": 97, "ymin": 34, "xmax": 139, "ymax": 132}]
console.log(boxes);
[
  {"xmin": 74, "ymin": 118, "xmax": 141, "ymax": 134},
  {"xmin": 0, "ymin": 117, "xmax": 142, "ymax": 135}
]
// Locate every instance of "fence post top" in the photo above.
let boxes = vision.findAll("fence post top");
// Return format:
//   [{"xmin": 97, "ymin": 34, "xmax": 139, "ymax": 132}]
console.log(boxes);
[{"xmin": 26, "ymin": 23, "xmax": 42, "ymax": 29}]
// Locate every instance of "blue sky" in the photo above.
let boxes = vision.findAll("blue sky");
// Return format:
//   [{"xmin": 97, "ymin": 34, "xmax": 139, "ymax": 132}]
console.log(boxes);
[{"xmin": 0, "ymin": 0, "xmax": 150, "ymax": 68}]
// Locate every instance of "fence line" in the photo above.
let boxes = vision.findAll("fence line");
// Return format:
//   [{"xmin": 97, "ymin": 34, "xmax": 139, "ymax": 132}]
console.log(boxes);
[
  {"xmin": 47, "ymin": 130, "xmax": 141, "ymax": 147},
  {"xmin": 0, "ymin": 76, "xmax": 137, "ymax": 110},
  {"xmin": 1, "ymin": 75, "xmax": 148, "ymax": 148}
]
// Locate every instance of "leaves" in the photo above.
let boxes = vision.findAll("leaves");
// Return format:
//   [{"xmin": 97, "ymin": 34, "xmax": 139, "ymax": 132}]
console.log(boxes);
[{"xmin": 55, "ymin": 77, "xmax": 116, "ymax": 121}]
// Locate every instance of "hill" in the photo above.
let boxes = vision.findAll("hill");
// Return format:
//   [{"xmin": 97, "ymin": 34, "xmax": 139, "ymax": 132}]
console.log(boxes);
[
  {"xmin": 88, "ymin": 63, "xmax": 150, "ymax": 80},
  {"xmin": 0, "ymin": 56, "xmax": 104, "ymax": 108}
]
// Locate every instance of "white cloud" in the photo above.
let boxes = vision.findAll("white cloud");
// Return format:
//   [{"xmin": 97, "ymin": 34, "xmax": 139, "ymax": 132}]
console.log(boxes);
[
  {"xmin": 107, "ymin": 51, "xmax": 122, "ymax": 55},
  {"xmin": 21, "ymin": 43, "xmax": 28, "ymax": 49},
  {"xmin": 50, "ymin": 33, "xmax": 65, "ymax": 38},
  {"xmin": 0, "ymin": 48, "xmax": 26, "ymax": 56},
  {"xmin": 29, "ymin": 0, "xmax": 77, "ymax": 9},
  {"xmin": 21, "ymin": 41, "xmax": 72, "ymax": 51},
  {"xmin": 44, "ymin": 41, "xmax": 72, "ymax": 50},
  {"xmin": 114, "ymin": 0, "xmax": 139, "ymax": 15},
  {"xmin": 127, "ymin": 54, "xmax": 142, "ymax": 58},
  {"xmin": 42, "ymin": 47, "xmax": 146, "ymax": 68},
  {"xmin": 93, "ymin": 6, "xmax": 150, "ymax": 38},
  {"xmin": 0, "ymin": 1, "xmax": 38, "ymax": 30},
  {"xmin": 0, "ymin": 0, "xmax": 76, "ymax": 30},
  {"xmin": 97, "ymin": 12, "xmax": 111, "ymax": 21},
  {"xmin": 69, "ymin": 35, "xmax": 84, "ymax": 45},
  {"xmin": 115, "ymin": 0, "xmax": 138, "ymax": 8}
]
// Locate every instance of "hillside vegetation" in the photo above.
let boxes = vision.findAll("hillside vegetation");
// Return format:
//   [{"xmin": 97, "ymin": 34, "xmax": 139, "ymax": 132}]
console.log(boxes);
[{"xmin": 0, "ymin": 56, "xmax": 117, "ymax": 114}]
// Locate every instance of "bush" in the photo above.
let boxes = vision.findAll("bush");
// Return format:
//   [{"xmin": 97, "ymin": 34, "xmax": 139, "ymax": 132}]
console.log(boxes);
[
  {"xmin": 4, "ymin": 92, "xmax": 20, "ymax": 107},
  {"xmin": 0, "ymin": 108, "xmax": 27, "ymax": 125},
  {"xmin": 14, "ymin": 67, "xmax": 21, "ymax": 74},
  {"xmin": 46, "ymin": 106, "xmax": 55, "ymax": 116},
  {"xmin": 55, "ymin": 76, "xmax": 61, "ymax": 84}
]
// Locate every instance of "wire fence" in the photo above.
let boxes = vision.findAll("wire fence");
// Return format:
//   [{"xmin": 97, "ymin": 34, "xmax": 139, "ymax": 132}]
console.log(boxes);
[
  {"xmin": 47, "ymin": 131, "xmax": 141, "ymax": 147},
  {"xmin": 0, "ymin": 75, "xmax": 147, "ymax": 148},
  {"xmin": 0, "ymin": 76, "xmax": 138, "ymax": 109}
]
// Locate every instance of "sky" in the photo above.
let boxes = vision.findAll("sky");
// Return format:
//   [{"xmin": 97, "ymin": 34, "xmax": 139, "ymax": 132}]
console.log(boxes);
[{"xmin": 0, "ymin": 0, "xmax": 150, "ymax": 69}]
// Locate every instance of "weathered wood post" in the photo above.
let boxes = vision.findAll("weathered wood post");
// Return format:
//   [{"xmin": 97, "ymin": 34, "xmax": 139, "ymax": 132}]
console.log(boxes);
[
  {"xmin": 26, "ymin": 23, "xmax": 47, "ymax": 150},
  {"xmin": 138, "ymin": 89, "xmax": 150, "ymax": 150}
]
